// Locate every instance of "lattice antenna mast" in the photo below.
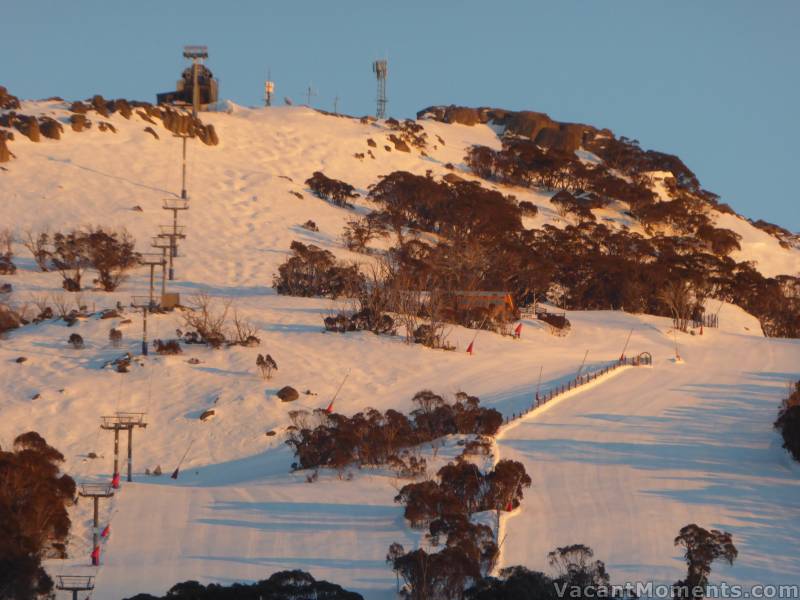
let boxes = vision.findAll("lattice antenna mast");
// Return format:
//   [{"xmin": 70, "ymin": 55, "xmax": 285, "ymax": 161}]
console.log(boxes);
[
  {"xmin": 182, "ymin": 45, "xmax": 208, "ymax": 118},
  {"xmin": 265, "ymin": 69, "xmax": 275, "ymax": 107},
  {"xmin": 372, "ymin": 59, "xmax": 388, "ymax": 119},
  {"xmin": 305, "ymin": 83, "xmax": 317, "ymax": 107}
]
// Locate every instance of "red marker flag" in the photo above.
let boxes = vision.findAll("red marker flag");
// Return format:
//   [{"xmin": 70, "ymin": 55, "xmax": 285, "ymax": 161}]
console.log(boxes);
[
  {"xmin": 514, "ymin": 323, "xmax": 523, "ymax": 338},
  {"xmin": 466, "ymin": 341, "xmax": 474, "ymax": 355},
  {"xmin": 111, "ymin": 473, "xmax": 120, "ymax": 489},
  {"xmin": 91, "ymin": 546, "xmax": 100, "ymax": 566},
  {"xmin": 101, "ymin": 524, "xmax": 110, "ymax": 538},
  {"xmin": 325, "ymin": 401, "xmax": 334, "ymax": 414},
  {"xmin": 505, "ymin": 501, "xmax": 514, "ymax": 512}
]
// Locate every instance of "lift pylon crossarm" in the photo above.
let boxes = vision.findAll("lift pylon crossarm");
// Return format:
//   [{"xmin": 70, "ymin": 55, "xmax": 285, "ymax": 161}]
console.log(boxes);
[
  {"xmin": 100, "ymin": 412, "xmax": 147, "ymax": 429},
  {"xmin": 159, "ymin": 225, "xmax": 186, "ymax": 237},
  {"xmin": 139, "ymin": 253, "xmax": 167, "ymax": 265},
  {"xmin": 163, "ymin": 198, "xmax": 190, "ymax": 210},
  {"xmin": 78, "ymin": 482, "xmax": 115, "ymax": 498},
  {"xmin": 56, "ymin": 575, "xmax": 95, "ymax": 600}
]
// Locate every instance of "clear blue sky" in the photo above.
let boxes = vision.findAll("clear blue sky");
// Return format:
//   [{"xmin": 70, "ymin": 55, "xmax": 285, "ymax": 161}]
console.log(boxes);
[{"xmin": 3, "ymin": 1, "xmax": 798, "ymax": 230}]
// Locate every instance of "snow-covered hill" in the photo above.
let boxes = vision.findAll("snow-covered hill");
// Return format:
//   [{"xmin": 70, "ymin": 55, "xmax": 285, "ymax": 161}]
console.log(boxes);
[{"xmin": 1, "ymin": 98, "xmax": 799, "ymax": 597}]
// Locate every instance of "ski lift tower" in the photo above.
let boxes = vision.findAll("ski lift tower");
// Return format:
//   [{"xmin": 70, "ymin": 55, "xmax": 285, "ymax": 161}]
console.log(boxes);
[
  {"xmin": 131, "ymin": 296, "xmax": 157, "ymax": 356},
  {"xmin": 372, "ymin": 59, "xmax": 388, "ymax": 119},
  {"xmin": 183, "ymin": 45, "xmax": 208, "ymax": 117},
  {"xmin": 101, "ymin": 412, "xmax": 147, "ymax": 486},
  {"xmin": 151, "ymin": 236, "xmax": 172, "ymax": 297},
  {"xmin": 78, "ymin": 482, "xmax": 114, "ymax": 564},
  {"xmin": 139, "ymin": 254, "xmax": 166, "ymax": 307},
  {"xmin": 56, "ymin": 575, "xmax": 95, "ymax": 600}
]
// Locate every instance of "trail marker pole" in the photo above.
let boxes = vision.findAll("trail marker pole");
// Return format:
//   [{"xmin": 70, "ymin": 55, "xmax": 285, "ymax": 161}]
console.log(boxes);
[
  {"xmin": 619, "ymin": 328, "xmax": 633, "ymax": 362},
  {"xmin": 327, "ymin": 368, "xmax": 351, "ymax": 413},
  {"xmin": 171, "ymin": 439, "xmax": 195, "ymax": 479},
  {"xmin": 535, "ymin": 365, "xmax": 543, "ymax": 407},
  {"xmin": 575, "ymin": 350, "xmax": 589, "ymax": 379}
]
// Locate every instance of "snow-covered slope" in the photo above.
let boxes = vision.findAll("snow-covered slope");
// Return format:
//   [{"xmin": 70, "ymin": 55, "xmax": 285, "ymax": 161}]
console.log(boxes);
[{"xmin": 1, "ymin": 100, "xmax": 799, "ymax": 597}]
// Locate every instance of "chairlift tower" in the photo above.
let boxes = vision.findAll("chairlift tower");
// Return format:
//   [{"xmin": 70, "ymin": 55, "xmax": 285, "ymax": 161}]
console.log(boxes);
[
  {"xmin": 162, "ymin": 198, "xmax": 189, "ymax": 278},
  {"xmin": 158, "ymin": 225, "xmax": 186, "ymax": 281},
  {"xmin": 372, "ymin": 59, "xmax": 388, "ymax": 119},
  {"xmin": 173, "ymin": 130, "xmax": 191, "ymax": 200},
  {"xmin": 101, "ymin": 412, "xmax": 147, "ymax": 486},
  {"xmin": 139, "ymin": 254, "xmax": 166, "ymax": 307},
  {"xmin": 56, "ymin": 575, "xmax": 95, "ymax": 600},
  {"xmin": 151, "ymin": 236, "xmax": 172, "ymax": 297},
  {"xmin": 131, "ymin": 296, "xmax": 157, "ymax": 356},
  {"xmin": 182, "ymin": 45, "xmax": 208, "ymax": 117},
  {"xmin": 78, "ymin": 483, "xmax": 114, "ymax": 564}
]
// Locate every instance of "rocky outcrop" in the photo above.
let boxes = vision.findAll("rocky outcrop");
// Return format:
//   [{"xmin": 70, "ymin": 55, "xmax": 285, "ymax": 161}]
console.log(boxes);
[
  {"xmin": 0, "ymin": 86, "xmax": 20, "ymax": 110},
  {"xmin": 39, "ymin": 117, "xmax": 63, "ymax": 140},
  {"xmin": 277, "ymin": 386, "xmax": 299, "ymax": 402},
  {"xmin": 417, "ymin": 104, "xmax": 596, "ymax": 153},
  {"xmin": 70, "ymin": 114, "xmax": 90, "ymax": 132},
  {"xmin": 0, "ymin": 132, "xmax": 13, "ymax": 162},
  {"xmin": 0, "ymin": 303, "xmax": 22, "ymax": 334}
]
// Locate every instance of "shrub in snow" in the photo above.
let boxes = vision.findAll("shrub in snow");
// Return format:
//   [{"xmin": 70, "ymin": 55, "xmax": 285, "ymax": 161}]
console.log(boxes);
[
  {"xmin": 105, "ymin": 327, "xmax": 119, "ymax": 345},
  {"xmin": 153, "ymin": 339, "xmax": 182, "ymax": 355},
  {"xmin": 305, "ymin": 171, "xmax": 358, "ymax": 208},
  {"xmin": 47, "ymin": 228, "xmax": 138, "ymax": 292},
  {"xmin": 256, "ymin": 353, "xmax": 277, "ymax": 379},
  {"xmin": 341, "ymin": 216, "xmax": 384, "ymax": 253},
  {"xmin": 0, "ymin": 303, "xmax": 22, "ymax": 334},
  {"xmin": 273, "ymin": 241, "xmax": 363, "ymax": 298},
  {"xmin": 67, "ymin": 333, "xmax": 84, "ymax": 349},
  {"xmin": 0, "ymin": 229, "xmax": 15, "ymax": 275},
  {"xmin": 775, "ymin": 381, "xmax": 800, "ymax": 462},
  {"xmin": 181, "ymin": 293, "xmax": 230, "ymax": 348}
]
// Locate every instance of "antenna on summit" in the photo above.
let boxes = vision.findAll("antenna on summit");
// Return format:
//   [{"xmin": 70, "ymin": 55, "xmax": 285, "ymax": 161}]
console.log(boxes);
[
  {"xmin": 372, "ymin": 58, "xmax": 388, "ymax": 119},
  {"xmin": 305, "ymin": 83, "xmax": 317, "ymax": 107},
  {"xmin": 265, "ymin": 68, "xmax": 274, "ymax": 107}
]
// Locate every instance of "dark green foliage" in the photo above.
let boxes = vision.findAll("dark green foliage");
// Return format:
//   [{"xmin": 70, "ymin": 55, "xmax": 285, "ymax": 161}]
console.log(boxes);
[
  {"xmin": 0, "ymin": 433, "xmax": 76, "ymax": 600},
  {"xmin": 273, "ymin": 241, "xmax": 363, "ymax": 298},
  {"xmin": 122, "ymin": 570, "xmax": 363, "ymax": 600},
  {"xmin": 306, "ymin": 172, "xmax": 358, "ymax": 208},
  {"xmin": 775, "ymin": 381, "xmax": 800, "ymax": 462},
  {"xmin": 673, "ymin": 524, "xmax": 737, "ymax": 599},
  {"xmin": 466, "ymin": 566, "xmax": 559, "ymax": 600},
  {"xmin": 286, "ymin": 391, "xmax": 502, "ymax": 472}
]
